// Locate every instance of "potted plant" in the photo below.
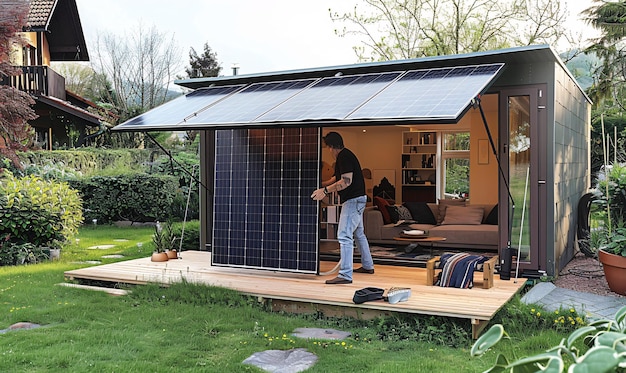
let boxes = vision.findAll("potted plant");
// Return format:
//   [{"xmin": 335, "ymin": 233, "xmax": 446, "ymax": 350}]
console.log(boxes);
[
  {"xmin": 150, "ymin": 221, "xmax": 178, "ymax": 262},
  {"xmin": 594, "ymin": 163, "xmax": 626, "ymax": 295}
]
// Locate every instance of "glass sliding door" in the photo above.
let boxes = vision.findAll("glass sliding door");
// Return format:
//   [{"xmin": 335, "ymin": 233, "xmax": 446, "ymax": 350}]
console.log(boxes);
[
  {"xmin": 508, "ymin": 96, "xmax": 531, "ymax": 261},
  {"xmin": 500, "ymin": 85, "xmax": 546, "ymax": 273}
]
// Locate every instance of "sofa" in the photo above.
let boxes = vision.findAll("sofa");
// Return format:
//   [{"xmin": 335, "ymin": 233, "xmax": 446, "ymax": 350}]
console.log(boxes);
[{"xmin": 363, "ymin": 197, "xmax": 499, "ymax": 251}]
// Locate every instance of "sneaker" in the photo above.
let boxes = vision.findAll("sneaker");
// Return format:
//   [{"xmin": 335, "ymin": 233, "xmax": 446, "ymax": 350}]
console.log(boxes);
[
  {"xmin": 386, "ymin": 287, "xmax": 411, "ymax": 304},
  {"xmin": 325, "ymin": 276, "xmax": 352, "ymax": 284},
  {"xmin": 354, "ymin": 267, "xmax": 375, "ymax": 274}
]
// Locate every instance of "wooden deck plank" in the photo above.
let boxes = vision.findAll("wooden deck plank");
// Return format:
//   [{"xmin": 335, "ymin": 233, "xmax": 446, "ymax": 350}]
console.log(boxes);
[{"xmin": 64, "ymin": 251, "xmax": 525, "ymax": 328}]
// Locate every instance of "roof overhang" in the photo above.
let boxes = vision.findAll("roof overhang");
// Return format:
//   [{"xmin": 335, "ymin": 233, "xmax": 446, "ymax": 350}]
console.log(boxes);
[{"xmin": 36, "ymin": 95, "xmax": 101, "ymax": 125}]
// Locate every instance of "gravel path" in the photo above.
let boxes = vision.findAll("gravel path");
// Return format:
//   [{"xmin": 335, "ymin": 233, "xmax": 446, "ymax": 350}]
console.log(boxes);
[{"xmin": 553, "ymin": 252, "xmax": 625, "ymax": 299}]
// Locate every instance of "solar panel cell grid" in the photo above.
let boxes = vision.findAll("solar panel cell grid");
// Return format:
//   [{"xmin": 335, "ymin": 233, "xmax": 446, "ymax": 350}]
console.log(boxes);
[{"xmin": 212, "ymin": 128, "xmax": 320, "ymax": 273}]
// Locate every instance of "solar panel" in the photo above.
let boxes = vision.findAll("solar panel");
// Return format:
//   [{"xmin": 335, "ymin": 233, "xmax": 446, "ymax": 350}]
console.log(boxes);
[
  {"xmin": 186, "ymin": 79, "xmax": 317, "ymax": 126},
  {"xmin": 347, "ymin": 64, "xmax": 504, "ymax": 121},
  {"xmin": 115, "ymin": 85, "xmax": 244, "ymax": 129},
  {"xmin": 211, "ymin": 127, "xmax": 320, "ymax": 273},
  {"xmin": 256, "ymin": 72, "xmax": 401, "ymax": 122}
]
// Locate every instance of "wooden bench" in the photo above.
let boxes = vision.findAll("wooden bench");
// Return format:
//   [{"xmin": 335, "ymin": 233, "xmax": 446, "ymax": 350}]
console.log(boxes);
[{"xmin": 426, "ymin": 255, "xmax": 498, "ymax": 289}]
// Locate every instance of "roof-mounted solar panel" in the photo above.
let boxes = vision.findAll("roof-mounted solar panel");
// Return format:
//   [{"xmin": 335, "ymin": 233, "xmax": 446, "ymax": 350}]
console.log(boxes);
[
  {"xmin": 347, "ymin": 63, "xmax": 504, "ymax": 122},
  {"xmin": 185, "ymin": 79, "xmax": 318, "ymax": 126},
  {"xmin": 255, "ymin": 72, "xmax": 401, "ymax": 123},
  {"xmin": 114, "ymin": 85, "xmax": 245, "ymax": 130}
]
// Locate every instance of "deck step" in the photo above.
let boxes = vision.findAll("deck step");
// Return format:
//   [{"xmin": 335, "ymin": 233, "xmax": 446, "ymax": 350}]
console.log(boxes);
[{"xmin": 56, "ymin": 282, "xmax": 129, "ymax": 296}]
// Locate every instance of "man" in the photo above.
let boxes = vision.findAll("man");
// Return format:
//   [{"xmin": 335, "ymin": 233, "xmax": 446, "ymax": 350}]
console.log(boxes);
[{"xmin": 311, "ymin": 132, "xmax": 374, "ymax": 284}]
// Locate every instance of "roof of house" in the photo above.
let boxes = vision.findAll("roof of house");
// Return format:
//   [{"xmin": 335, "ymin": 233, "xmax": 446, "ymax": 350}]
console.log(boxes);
[
  {"xmin": 26, "ymin": 0, "xmax": 89, "ymax": 61},
  {"xmin": 27, "ymin": 0, "xmax": 56, "ymax": 29}
]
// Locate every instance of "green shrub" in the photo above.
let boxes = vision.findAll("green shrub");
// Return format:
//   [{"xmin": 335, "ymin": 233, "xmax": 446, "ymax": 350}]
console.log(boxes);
[
  {"xmin": 172, "ymin": 220, "xmax": 200, "ymax": 251},
  {"xmin": 472, "ymin": 305, "xmax": 626, "ymax": 372},
  {"xmin": 0, "ymin": 238, "xmax": 47, "ymax": 266},
  {"xmin": 17, "ymin": 148, "xmax": 150, "ymax": 176},
  {"xmin": 70, "ymin": 174, "xmax": 178, "ymax": 223},
  {"xmin": 0, "ymin": 173, "xmax": 83, "ymax": 244},
  {"xmin": 596, "ymin": 163, "xmax": 626, "ymax": 226}
]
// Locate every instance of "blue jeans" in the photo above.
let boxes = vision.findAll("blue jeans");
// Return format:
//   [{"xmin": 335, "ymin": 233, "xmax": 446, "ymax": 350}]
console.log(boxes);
[{"xmin": 337, "ymin": 195, "xmax": 373, "ymax": 281}]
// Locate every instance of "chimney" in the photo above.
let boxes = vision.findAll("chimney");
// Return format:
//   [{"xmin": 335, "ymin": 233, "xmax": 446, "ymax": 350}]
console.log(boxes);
[{"xmin": 232, "ymin": 64, "xmax": 240, "ymax": 76}]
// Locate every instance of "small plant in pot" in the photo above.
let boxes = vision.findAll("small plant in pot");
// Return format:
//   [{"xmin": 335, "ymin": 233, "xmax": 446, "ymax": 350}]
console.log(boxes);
[
  {"xmin": 151, "ymin": 221, "xmax": 178, "ymax": 262},
  {"xmin": 594, "ymin": 163, "xmax": 626, "ymax": 295}
]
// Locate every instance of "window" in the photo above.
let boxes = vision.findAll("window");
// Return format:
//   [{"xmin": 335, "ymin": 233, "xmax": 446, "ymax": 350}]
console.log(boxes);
[{"xmin": 441, "ymin": 132, "xmax": 470, "ymax": 199}]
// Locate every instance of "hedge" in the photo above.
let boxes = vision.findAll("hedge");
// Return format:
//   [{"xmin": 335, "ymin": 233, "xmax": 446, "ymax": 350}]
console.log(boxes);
[{"xmin": 70, "ymin": 174, "xmax": 178, "ymax": 223}]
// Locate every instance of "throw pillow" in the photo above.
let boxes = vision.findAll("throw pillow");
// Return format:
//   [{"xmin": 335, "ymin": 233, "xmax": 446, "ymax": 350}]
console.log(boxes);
[
  {"xmin": 397, "ymin": 205, "xmax": 413, "ymax": 221},
  {"xmin": 384, "ymin": 205, "xmax": 413, "ymax": 224},
  {"xmin": 437, "ymin": 199, "xmax": 466, "ymax": 225},
  {"xmin": 385, "ymin": 205, "xmax": 400, "ymax": 224},
  {"xmin": 373, "ymin": 196, "xmax": 392, "ymax": 224},
  {"xmin": 485, "ymin": 204, "xmax": 498, "ymax": 225},
  {"xmin": 403, "ymin": 201, "xmax": 437, "ymax": 225},
  {"xmin": 441, "ymin": 206, "xmax": 484, "ymax": 225}
]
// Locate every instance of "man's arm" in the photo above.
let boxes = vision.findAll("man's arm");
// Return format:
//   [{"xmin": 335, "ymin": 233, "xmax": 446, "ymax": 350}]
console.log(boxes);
[{"xmin": 311, "ymin": 172, "xmax": 353, "ymax": 201}]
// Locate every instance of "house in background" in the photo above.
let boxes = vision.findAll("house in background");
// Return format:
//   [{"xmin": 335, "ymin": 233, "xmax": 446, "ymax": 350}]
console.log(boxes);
[
  {"xmin": 1, "ymin": 0, "xmax": 106, "ymax": 149},
  {"xmin": 114, "ymin": 44, "xmax": 591, "ymax": 278}
]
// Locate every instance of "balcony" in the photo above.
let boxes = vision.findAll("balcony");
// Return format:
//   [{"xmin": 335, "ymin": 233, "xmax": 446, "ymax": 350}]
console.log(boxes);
[{"xmin": 0, "ymin": 65, "xmax": 66, "ymax": 100}]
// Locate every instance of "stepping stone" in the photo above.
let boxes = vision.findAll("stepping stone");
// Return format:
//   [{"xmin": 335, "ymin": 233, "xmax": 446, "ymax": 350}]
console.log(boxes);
[
  {"xmin": 101, "ymin": 255, "xmax": 124, "ymax": 259},
  {"xmin": 113, "ymin": 239, "xmax": 129, "ymax": 242},
  {"xmin": 291, "ymin": 327, "xmax": 351, "ymax": 340},
  {"xmin": 243, "ymin": 348, "xmax": 317, "ymax": 373},
  {"xmin": 0, "ymin": 322, "xmax": 41, "ymax": 334},
  {"xmin": 87, "ymin": 245, "xmax": 116, "ymax": 250}
]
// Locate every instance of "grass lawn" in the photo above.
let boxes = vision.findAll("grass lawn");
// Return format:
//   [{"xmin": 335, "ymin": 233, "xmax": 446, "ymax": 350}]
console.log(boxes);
[{"xmin": 0, "ymin": 224, "xmax": 576, "ymax": 372}]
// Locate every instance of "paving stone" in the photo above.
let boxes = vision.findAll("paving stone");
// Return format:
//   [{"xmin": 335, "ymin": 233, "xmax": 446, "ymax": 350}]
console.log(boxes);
[
  {"xmin": 291, "ymin": 327, "xmax": 351, "ymax": 340},
  {"xmin": 242, "ymin": 348, "xmax": 317, "ymax": 373},
  {"xmin": 101, "ymin": 255, "xmax": 124, "ymax": 259},
  {"xmin": 0, "ymin": 322, "xmax": 41, "ymax": 334},
  {"xmin": 523, "ymin": 283, "xmax": 626, "ymax": 321},
  {"xmin": 87, "ymin": 245, "xmax": 116, "ymax": 250}
]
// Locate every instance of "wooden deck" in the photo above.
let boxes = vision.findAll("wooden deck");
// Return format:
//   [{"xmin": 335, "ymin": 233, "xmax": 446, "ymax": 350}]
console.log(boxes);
[{"xmin": 64, "ymin": 251, "xmax": 526, "ymax": 338}]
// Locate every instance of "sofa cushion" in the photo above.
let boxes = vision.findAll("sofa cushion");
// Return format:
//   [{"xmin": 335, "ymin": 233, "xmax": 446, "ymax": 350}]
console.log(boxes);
[
  {"xmin": 485, "ymin": 204, "xmax": 498, "ymax": 225},
  {"xmin": 437, "ymin": 199, "xmax": 466, "ymax": 224},
  {"xmin": 385, "ymin": 205, "xmax": 413, "ymax": 224},
  {"xmin": 373, "ymin": 196, "xmax": 393, "ymax": 224},
  {"xmin": 441, "ymin": 206, "xmax": 484, "ymax": 225},
  {"xmin": 403, "ymin": 201, "xmax": 437, "ymax": 225}
]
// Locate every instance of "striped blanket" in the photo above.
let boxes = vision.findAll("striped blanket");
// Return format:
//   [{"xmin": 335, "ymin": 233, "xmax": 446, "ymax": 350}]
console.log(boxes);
[{"xmin": 436, "ymin": 253, "xmax": 488, "ymax": 289}]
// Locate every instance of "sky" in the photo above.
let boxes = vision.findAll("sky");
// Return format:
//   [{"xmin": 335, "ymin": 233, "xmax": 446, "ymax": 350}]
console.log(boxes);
[{"xmin": 75, "ymin": 0, "xmax": 597, "ymax": 79}]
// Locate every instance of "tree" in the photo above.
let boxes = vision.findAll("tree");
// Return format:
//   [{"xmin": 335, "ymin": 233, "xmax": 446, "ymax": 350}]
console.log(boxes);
[
  {"xmin": 584, "ymin": 0, "xmax": 626, "ymax": 106},
  {"xmin": 330, "ymin": 0, "xmax": 569, "ymax": 61},
  {"xmin": 183, "ymin": 42, "xmax": 221, "ymax": 79},
  {"xmin": 0, "ymin": 0, "xmax": 37, "ymax": 167},
  {"xmin": 90, "ymin": 23, "xmax": 183, "ymax": 123}
]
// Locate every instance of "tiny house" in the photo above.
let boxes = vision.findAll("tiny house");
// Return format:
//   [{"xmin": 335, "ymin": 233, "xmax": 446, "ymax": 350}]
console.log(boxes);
[{"xmin": 115, "ymin": 44, "xmax": 591, "ymax": 278}]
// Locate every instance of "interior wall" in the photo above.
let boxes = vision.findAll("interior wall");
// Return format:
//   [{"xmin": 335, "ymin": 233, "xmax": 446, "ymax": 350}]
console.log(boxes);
[
  {"xmin": 321, "ymin": 93, "xmax": 500, "ymax": 206},
  {"xmin": 468, "ymin": 94, "xmax": 499, "ymax": 205}
]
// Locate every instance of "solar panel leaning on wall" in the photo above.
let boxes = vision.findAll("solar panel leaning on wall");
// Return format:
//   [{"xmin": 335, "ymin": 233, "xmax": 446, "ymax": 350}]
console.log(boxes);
[{"xmin": 211, "ymin": 127, "xmax": 320, "ymax": 273}]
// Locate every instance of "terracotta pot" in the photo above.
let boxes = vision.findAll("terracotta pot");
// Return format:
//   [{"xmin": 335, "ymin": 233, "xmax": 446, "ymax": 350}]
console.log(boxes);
[
  {"xmin": 166, "ymin": 250, "xmax": 178, "ymax": 259},
  {"xmin": 151, "ymin": 252, "xmax": 169, "ymax": 262},
  {"xmin": 598, "ymin": 249, "xmax": 626, "ymax": 295}
]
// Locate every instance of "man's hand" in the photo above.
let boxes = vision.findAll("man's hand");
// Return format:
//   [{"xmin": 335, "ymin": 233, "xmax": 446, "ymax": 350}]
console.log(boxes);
[{"xmin": 311, "ymin": 188, "xmax": 327, "ymax": 201}]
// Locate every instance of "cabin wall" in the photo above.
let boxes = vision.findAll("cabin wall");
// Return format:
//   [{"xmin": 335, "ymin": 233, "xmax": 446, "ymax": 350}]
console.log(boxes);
[{"xmin": 553, "ymin": 64, "xmax": 592, "ymax": 273}]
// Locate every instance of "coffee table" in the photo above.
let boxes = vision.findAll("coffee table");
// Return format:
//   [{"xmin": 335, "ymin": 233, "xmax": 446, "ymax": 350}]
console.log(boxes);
[{"xmin": 393, "ymin": 236, "xmax": 446, "ymax": 257}]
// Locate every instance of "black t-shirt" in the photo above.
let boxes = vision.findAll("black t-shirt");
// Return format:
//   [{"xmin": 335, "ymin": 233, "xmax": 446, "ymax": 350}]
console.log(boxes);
[{"xmin": 334, "ymin": 148, "xmax": 366, "ymax": 201}]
